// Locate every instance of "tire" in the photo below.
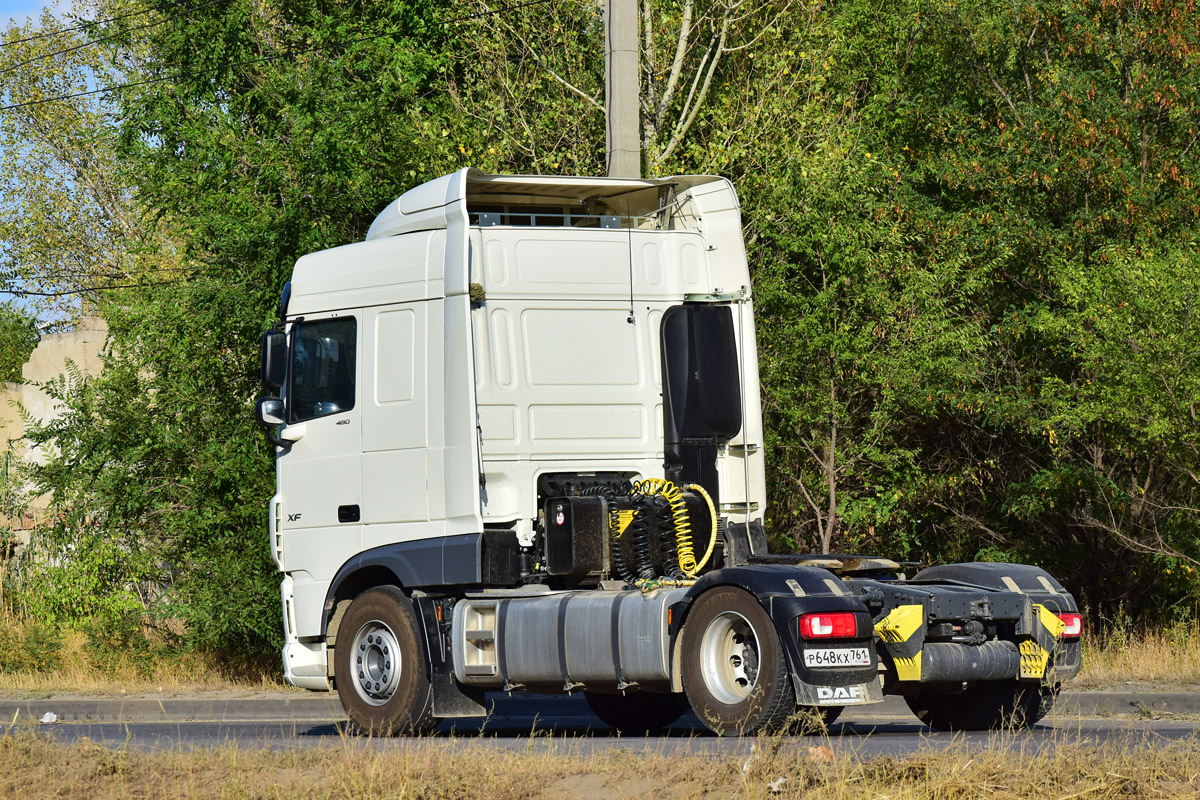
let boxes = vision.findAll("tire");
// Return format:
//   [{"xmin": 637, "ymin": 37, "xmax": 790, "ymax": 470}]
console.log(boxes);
[
  {"xmin": 1017, "ymin": 682, "xmax": 1059, "ymax": 725},
  {"xmin": 681, "ymin": 587, "xmax": 796, "ymax": 736},
  {"xmin": 334, "ymin": 586, "xmax": 436, "ymax": 735},
  {"xmin": 905, "ymin": 680, "xmax": 1058, "ymax": 731},
  {"xmin": 584, "ymin": 691, "xmax": 691, "ymax": 734}
]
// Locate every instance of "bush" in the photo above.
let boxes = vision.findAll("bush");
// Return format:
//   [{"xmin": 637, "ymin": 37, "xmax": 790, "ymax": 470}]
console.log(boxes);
[{"xmin": 0, "ymin": 614, "xmax": 62, "ymax": 674}]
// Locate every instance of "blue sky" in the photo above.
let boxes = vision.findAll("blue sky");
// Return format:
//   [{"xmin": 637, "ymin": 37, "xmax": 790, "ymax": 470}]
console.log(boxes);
[
  {"xmin": 1, "ymin": 0, "xmax": 74, "ymax": 318},
  {"xmin": 1, "ymin": 0, "xmax": 68, "ymax": 30}
]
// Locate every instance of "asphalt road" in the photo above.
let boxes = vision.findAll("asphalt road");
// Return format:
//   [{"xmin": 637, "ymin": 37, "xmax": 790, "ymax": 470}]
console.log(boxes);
[{"xmin": 10, "ymin": 695, "xmax": 1200, "ymax": 758}]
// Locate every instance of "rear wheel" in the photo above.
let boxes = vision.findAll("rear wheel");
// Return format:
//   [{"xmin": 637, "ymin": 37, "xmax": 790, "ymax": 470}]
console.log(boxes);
[
  {"xmin": 681, "ymin": 587, "xmax": 795, "ymax": 736},
  {"xmin": 905, "ymin": 680, "xmax": 1057, "ymax": 731},
  {"xmin": 334, "ymin": 586, "xmax": 436, "ymax": 735},
  {"xmin": 584, "ymin": 691, "xmax": 690, "ymax": 733}
]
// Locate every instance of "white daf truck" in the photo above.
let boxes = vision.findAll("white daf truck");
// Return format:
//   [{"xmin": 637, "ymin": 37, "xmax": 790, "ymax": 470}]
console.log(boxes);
[{"xmin": 255, "ymin": 169, "xmax": 1082, "ymax": 735}]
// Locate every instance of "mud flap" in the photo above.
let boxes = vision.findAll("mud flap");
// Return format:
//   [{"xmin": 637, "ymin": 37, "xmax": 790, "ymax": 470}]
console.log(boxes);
[
  {"xmin": 792, "ymin": 676, "xmax": 883, "ymax": 707},
  {"xmin": 431, "ymin": 672, "xmax": 487, "ymax": 718}
]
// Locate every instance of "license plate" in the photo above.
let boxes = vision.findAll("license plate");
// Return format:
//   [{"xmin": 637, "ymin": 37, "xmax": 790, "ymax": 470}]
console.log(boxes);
[{"xmin": 803, "ymin": 647, "xmax": 871, "ymax": 668}]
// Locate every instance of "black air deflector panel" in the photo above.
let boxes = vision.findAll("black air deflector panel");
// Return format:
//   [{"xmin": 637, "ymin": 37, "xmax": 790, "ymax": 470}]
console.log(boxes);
[{"xmin": 660, "ymin": 304, "xmax": 742, "ymax": 503}]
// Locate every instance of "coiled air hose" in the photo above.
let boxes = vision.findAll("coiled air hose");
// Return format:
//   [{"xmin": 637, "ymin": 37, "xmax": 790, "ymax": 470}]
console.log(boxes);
[
  {"xmin": 628, "ymin": 512, "xmax": 656, "ymax": 579},
  {"xmin": 636, "ymin": 479, "xmax": 692, "ymax": 576},
  {"xmin": 618, "ymin": 483, "xmax": 654, "ymax": 580},
  {"xmin": 684, "ymin": 482, "xmax": 718, "ymax": 576},
  {"xmin": 604, "ymin": 479, "xmax": 720, "ymax": 584},
  {"xmin": 634, "ymin": 479, "xmax": 718, "ymax": 579},
  {"xmin": 608, "ymin": 505, "xmax": 634, "ymax": 583}
]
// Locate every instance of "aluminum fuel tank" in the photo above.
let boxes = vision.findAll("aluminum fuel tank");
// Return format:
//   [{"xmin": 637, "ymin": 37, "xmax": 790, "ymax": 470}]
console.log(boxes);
[{"xmin": 451, "ymin": 588, "xmax": 688, "ymax": 691}]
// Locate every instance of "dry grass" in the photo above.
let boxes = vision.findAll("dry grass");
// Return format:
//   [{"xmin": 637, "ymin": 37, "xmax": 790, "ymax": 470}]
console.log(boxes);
[
  {"xmin": 0, "ymin": 727, "xmax": 1196, "ymax": 799},
  {"xmin": 0, "ymin": 637, "xmax": 288, "ymax": 696},
  {"xmin": 0, "ymin": 614, "xmax": 287, "ymax": 696},
  {"xmin": 1071, "ymin": 617, "xmax": 1200, "ymax": 690}
]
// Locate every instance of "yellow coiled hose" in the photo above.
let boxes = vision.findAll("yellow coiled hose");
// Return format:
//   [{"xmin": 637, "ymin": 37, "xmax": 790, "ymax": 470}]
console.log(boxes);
[
  {"xmin": 634, "ymin": 479, "xmax": 718, "ymax": 578},
  {"xmin": 684, "ymin": 482, "xmax": 718, "ymax": 575}
]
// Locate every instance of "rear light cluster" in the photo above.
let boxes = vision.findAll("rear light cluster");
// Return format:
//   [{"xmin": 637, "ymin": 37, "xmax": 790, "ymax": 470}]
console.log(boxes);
[
  {"xmin": 1056, "ymin": 612, "xmax": 1082, "ymax": 639},
  {"xmin": 798, "ymin": 612, "xmax": 858, "ymax": 639}
]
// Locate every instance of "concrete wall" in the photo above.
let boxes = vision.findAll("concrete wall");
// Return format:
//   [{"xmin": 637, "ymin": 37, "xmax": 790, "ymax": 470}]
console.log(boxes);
[
  {"xmin": 0, "ymin": 381, "xmax": 21, "ymax": 450},
  {"xmin": 0, "ymin": 317, "xmax": 107, "ymax": 520}
]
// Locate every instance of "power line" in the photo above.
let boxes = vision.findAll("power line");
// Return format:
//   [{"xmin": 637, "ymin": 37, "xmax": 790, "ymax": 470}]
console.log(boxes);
[
  {"xmin": 1, "ymin": 281, "xmax": 180, "ymax": 297},
  {"xmin": 0, "ymin": 0, "xmax": 185, "ymax": 50},
  {"xmin": 1, "ymin": 0, "xmax": 228, "ymax": 78},
  {"xmin": 1, "ymin": 0, "xmax": 554, "ymax": 113}
]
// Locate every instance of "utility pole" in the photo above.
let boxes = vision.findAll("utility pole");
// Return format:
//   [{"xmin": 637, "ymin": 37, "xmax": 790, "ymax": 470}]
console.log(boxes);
[{"xmin": 605, "ymin": 0, "xmax": 640, "ymax": 178}]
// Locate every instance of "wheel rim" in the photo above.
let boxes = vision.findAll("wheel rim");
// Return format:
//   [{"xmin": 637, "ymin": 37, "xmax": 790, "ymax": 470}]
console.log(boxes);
[
  {"xmin": 699, "ymin": 610, "xmax": 761, "ymax": 704},
  {"xmin": 350, "ymin": 619, "xmax": 402, "ymax": 707}
]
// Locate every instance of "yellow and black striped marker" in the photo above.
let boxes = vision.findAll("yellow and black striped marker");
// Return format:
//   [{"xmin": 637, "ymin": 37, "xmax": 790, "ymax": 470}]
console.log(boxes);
[
  {"xmin": 874, "ymin": 604, "xmax": 926, "ymax": 681},
  {"xmin": 1018, "ymin": 603, "xmax": 1066, "ymax": 680}
]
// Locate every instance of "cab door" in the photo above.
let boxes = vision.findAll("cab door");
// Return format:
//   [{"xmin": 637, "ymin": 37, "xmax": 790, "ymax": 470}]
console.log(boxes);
[{"xmin": 275, "ymin": 310, "xmax": 363, "ymax": 632}]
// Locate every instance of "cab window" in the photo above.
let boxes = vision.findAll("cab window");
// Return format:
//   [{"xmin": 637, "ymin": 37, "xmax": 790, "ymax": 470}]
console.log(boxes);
[{"xmin": 289, "ymin": 317, "xmax": 356, "ymax": 422}]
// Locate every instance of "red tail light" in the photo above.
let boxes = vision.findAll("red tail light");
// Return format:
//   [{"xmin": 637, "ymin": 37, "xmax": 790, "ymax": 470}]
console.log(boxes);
[
  {"xmin": 799, "ymin": 612, "xmax": 858, "ymax": 639},
  {"xmin": 1057, "ymin": 612, "xmax": 1082, "ymax": 639}
]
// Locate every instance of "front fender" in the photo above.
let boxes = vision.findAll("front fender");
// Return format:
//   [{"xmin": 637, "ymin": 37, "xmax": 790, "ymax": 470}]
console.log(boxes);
[{"xmin": 321, "ymin": 533, "xmax": 483, "ymax": 637}]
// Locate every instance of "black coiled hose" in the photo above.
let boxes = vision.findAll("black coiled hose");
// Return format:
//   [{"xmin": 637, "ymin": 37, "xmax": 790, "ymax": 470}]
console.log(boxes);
[
  {"xmin": 609, "ymin": 506, "xmax": 635, "ymax": 584},
  {"xmin": 628, "ymin": 510, "xmax": 656, "ymax": 580},
  {"xmin": 650, "ymin": 497, "xmax": 686, "ymax": 579},
  {"xmin": 622, "ymin": 488, "xmax": 657, "ymax": 580}
]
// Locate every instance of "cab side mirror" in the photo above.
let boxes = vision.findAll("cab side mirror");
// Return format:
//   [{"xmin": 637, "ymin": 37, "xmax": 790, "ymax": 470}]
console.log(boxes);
[
  {"xmin": 256, "ymin": 397, "xmax": 285, "ymax": 427},
  {"xmin": 261, "ymin": 330, "xmax": 287, "ymax": 388}
]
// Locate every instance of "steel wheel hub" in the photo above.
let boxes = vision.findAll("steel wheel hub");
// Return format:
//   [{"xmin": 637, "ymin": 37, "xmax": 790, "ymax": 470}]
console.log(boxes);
[
  {"xmin": 351, "ymin": 620, "xmax": 402, "ymax": 706},
  {"xmin": 699, "ymin": 610, "xmax": 760, "ymax": 704}
]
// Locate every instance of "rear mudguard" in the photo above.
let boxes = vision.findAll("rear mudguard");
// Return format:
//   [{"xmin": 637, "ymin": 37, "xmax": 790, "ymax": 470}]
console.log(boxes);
[{"xmin": 672, "ymin": 566, "xmax": 883, "ymax": 707}]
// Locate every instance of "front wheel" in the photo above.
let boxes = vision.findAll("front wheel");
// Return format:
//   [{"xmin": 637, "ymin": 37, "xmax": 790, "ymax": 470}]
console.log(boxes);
[
  {"xmin": 584, "ymin": 691, "xmax": 690, "ymax": 734},
  {"xmin": 681, "ymin": 587, "xmax": 796, "ymax": 736},
  {"xmin": 905, "ymin": 680, "xmax": 1057, "ymax": 731},
  {"xmin": 334, "ymin": 586, "xmax": 436, "ymax": 735}
]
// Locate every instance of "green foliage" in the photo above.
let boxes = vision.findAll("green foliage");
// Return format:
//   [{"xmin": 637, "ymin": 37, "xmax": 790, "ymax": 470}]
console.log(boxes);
[
  {"xmin": 7, "ymin": 0, "xmax": 612, "ymax": 652},
  {"xmin": 0, "ymin": 1, "xmax": 164, "ymax": 321},
  {"xmin": 81, "ymin": 609, "xmax": 164, "ymax": 676},
  {"xmin": 738, "ymin": 0, "xmax": 1200, "ymax": 612},
  {"xmin": 0, "ymin": 304, "xmax": 38, "ymax": 383},
  {"xmin": 0, "ymin": 616, "xmax": 62, "ymax": 674},
  {"xmin": 5, "ymin": 0, "xmax": 1200, "ymax": 650}
]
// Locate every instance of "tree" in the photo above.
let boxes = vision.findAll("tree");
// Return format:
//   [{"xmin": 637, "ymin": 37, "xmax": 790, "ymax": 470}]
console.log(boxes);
[
  {"xmin": 14, "ymin": 0, "xmax": 514, "ymax": 648},
  {"xmin": 439, "ymin": 0, "xmax": 606, "ymax": 175},
  {"xmin": 0, "ymin": 1, "xmax": 173, "ymax": 322},
  {"xmin": 9, "ymin": 0, "xmax": 1200, "ymax": 645},
  {"xmin": 884, "ymin": 0, "xmax": 1200, "ymax": 608},
  {"xmin": 0, "ymin": 303, "xmax": 38, "ymax": 383}
]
